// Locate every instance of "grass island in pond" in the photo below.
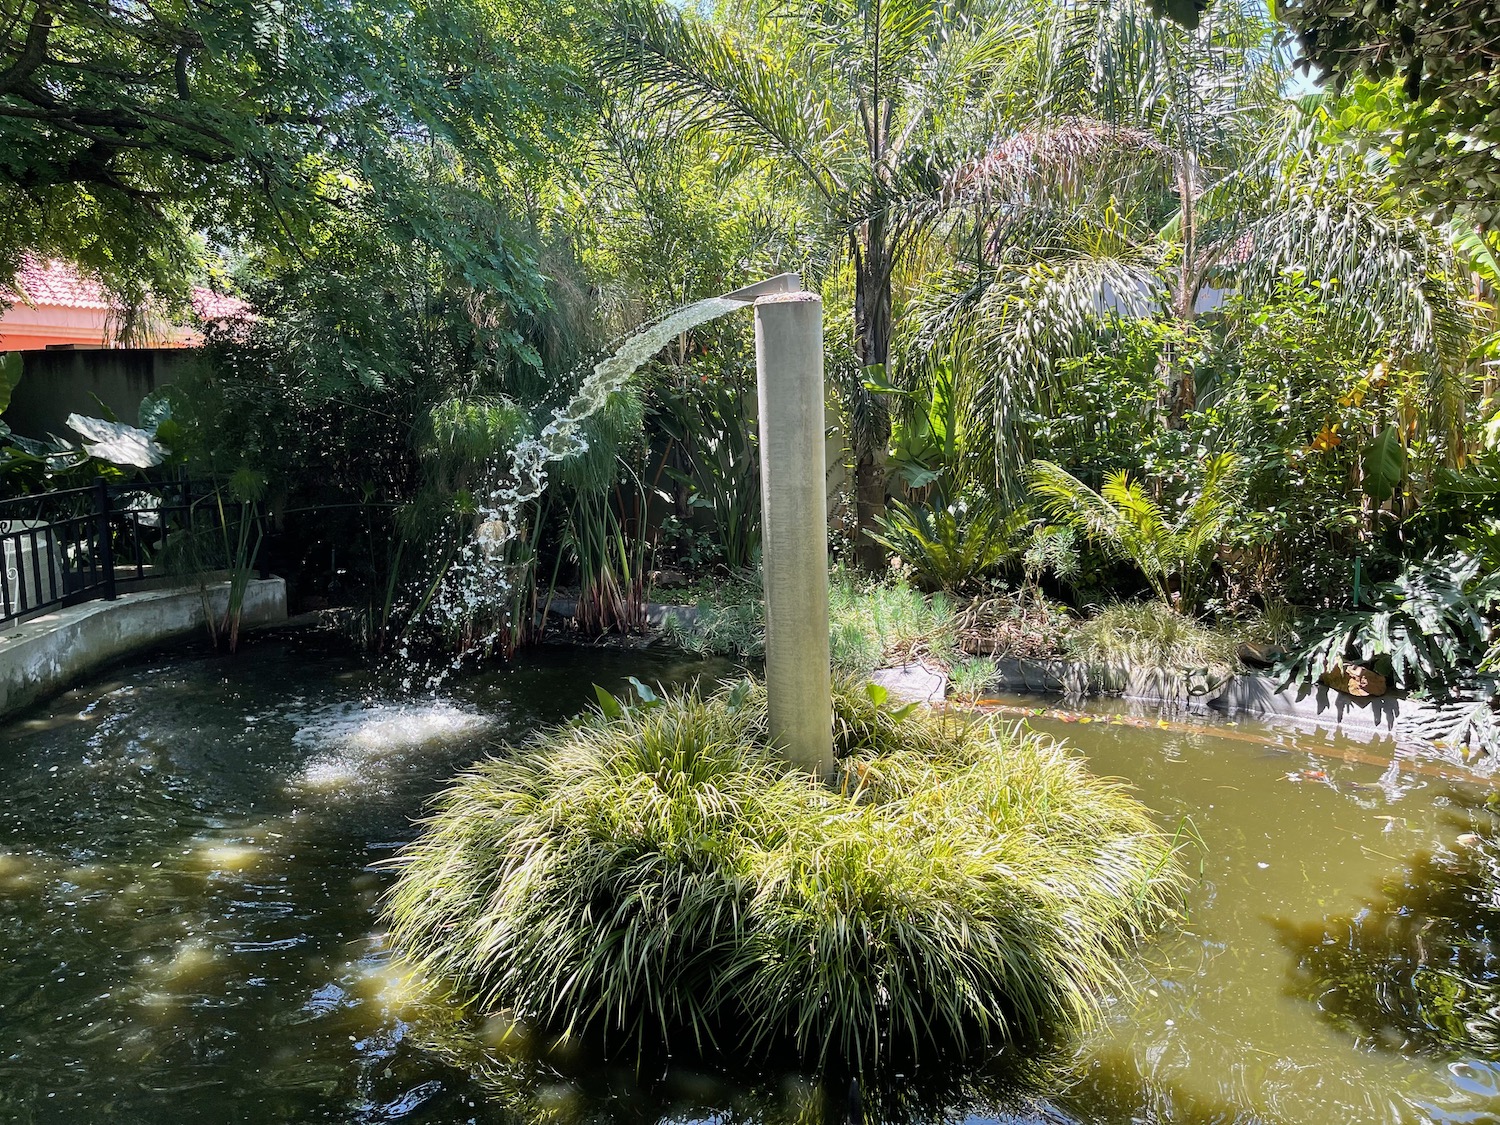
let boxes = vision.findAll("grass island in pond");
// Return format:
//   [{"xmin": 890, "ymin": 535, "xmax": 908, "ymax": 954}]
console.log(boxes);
[{"xmin": 384, "ymin": 678, "xmax": 1187, "ymax": 1071}]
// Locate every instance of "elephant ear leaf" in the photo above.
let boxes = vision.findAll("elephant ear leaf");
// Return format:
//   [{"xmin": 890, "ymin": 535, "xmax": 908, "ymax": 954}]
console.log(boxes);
[
  {"xmin": 1363, "ymin": 426, "xmax": 1406, "ymax": 502},
  {"xmin": 0, "ymin": 352, "xmax": 21, "ymax": 415},
  {"xmin": 593, "ymin": 684, "xmax": 624, "ymax": 720}
]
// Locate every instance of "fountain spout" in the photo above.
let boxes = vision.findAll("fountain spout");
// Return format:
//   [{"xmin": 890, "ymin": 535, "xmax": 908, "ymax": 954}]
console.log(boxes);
[
  {"xmin": 752, "ymin": 289, "xmax": 833, "ymax": 778},
  {"xmin": 720, "ymin": 272, "xmax": 802, "ymax": 304}
]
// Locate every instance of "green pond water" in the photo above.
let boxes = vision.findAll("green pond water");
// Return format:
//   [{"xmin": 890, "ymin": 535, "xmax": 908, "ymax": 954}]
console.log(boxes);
[{"xmin": 2, "ymin": 637, "xmax": 1500, "ymax": 1124}]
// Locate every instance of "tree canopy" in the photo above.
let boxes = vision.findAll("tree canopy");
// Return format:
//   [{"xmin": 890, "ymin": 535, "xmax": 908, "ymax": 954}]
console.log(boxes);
[
  {"xmin": 0, "ymin": 0, "xmax": 587, "ymax": 306},
  {"xmin": 1275, "ymin": 0, "xmax": 1500, "ymax": 223}
]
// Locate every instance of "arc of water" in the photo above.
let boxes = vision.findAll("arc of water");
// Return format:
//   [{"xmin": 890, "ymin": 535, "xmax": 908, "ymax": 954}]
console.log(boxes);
[
  {"xmin": 419, "ymin": 296, "xmax": 741, "ymax": 680},
  {"xmin": 417, "ymin": 274, "xmax": 803, "ymax": 687}
]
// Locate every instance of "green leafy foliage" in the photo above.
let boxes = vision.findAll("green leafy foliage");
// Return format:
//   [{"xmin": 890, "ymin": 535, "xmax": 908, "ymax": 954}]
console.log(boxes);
[
  {"xmin": 0, "ymin": 0, "xmax": 587, "ymax": 306},
  {"xmin": 1277, "ymin": 2, "xmax": 1500, "ymax": 224},
  {"xmin": 384, "ymin": 679, "xmax": 1185, "ymax": 1070},
  {"xmin": 948, "ymin": 656, "xmax": 1001, "ymax": 702},
  {"xmin": 1361, "ymin": 425, "xmax": 1407, "ymax": 502},
  {"xmin": 662, "ymin": 570, "xmax": 958, "ymax": 674},
  {"xmin": 1064, "ymin": 601, "xmax": 1242, "ymax": 682},
  {"xmin": 602, "ymin": 0, "xmax": 1020, "ymax": 566},
  {"xmin": 880, "ymin": 359, "xmax": 970, "ymax": 494},
  {"xmin": 653, "ymin": 363, "xmax": 761, "ymax": 571},
  {"xmin": 1030, "ymin": 454, "xmax": 1242, "ymax": 611},
  {"xmin": 866, "ymin": 497, "xmax": 1030, "ymax": 593},
  {"xmin": 1283, "ymin": 552, "xmax": 1500, "ymax": 699},
  {"xmin": 1396, "ymin": 697, "xmax": 1500, "ymax": 768},
  {"xmin": 0, "ymin": 353, "xmax": 20, "ymax": 415},
  {"xmin": 1198, "ymin": 278, "xmax": 1459, "ymax": 605}
]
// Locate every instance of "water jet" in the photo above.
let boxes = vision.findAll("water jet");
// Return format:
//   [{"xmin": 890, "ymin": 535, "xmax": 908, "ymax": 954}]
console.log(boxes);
[{"xmin": 436, "ymin": 272, "xmax": 834, "ymax": 773}]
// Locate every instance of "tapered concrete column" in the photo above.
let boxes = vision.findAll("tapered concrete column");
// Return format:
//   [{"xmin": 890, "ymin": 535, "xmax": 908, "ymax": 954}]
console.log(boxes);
[{"xmin": 754, "ymin": 292, "xmax": 833, "ymax": 777}]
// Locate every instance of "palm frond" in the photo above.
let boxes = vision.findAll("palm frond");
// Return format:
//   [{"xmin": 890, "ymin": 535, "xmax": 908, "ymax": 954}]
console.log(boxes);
[
  {"xmin": 1030, "ymin": 456, "xmax": 1242, "ymax": 608},
  {"xmin": 600, "ymin": 0, "xmax": 845, "ymax": 202},
  {"xmin": 1175, "ymin": 451, "xmax": 1241, "ymax": 555},
  {"xmin": 1031, "ymin": 460, "xmax": 1138, "ymax": 548},
  {"xmin": 1233, "ymin": 146, "xmax": 1474, "ymax": 370}
]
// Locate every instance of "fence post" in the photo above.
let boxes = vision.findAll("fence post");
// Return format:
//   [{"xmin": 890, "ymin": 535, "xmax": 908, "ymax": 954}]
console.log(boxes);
[{"xmin": 95, "ymin": 477, "xmax": 116, "ymax": 602}]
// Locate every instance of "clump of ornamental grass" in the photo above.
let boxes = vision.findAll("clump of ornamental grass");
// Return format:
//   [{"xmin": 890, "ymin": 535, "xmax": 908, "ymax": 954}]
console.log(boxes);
[
  {"xmin": 1065, "ymin": 600, "xmax": 1241, "ymax": 678},
  {"xmin": 384, "ymin": 678, "xmax": 1186, "ymax": 1073},
  {"xmin": 661, "ymin": 569, "xmax": 959, "ymax": 675},
  {"xmin": 949, "ymin": 655, "xmax": 1002, "ymax": 701}
]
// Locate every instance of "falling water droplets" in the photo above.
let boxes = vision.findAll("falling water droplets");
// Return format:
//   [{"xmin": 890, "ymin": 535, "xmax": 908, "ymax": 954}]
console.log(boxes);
[{"xmin": 416, "ymin": 297, "xmax": 745, "ymax": 684}]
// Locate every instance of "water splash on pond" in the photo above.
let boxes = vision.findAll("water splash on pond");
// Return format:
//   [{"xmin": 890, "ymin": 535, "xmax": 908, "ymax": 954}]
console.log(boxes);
[
  {"xmin": 289, "ymin": 700, "xmax": 493, "ymax": 796},
  {"xmin": 414, "ymin": 296, "xmax": 744, "ymax": 684}
]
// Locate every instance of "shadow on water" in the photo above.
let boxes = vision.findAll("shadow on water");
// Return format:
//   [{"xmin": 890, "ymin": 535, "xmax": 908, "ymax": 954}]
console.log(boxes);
[
  {"xmin": 375, "ymin": 1013, "xmax": 1267, "ymax": 1125},
  {"xmin": 1276, "ymin": 826, "xmax": 1500, "ymax": 1060},
  {"xmin": 401, "ymin": 1023, "xmax": 1069, "ymax": 1125}
]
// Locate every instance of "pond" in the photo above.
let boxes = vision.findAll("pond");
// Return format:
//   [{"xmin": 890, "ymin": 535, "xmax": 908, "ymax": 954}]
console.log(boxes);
[{"xmin": 1, "ymin": 636, "xmax": 1498, "ymax": 1124}]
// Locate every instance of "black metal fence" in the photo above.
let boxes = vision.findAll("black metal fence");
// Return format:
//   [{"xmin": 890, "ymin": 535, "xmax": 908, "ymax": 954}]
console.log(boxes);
[{"xmin": 0, "ymin": 479, "xmax": 258, "ymax": 626}]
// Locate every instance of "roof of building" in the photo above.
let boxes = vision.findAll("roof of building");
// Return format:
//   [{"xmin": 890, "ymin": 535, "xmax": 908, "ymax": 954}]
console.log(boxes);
[{"xmin": 3, "ymin": 255, "xmax": 251, "ymax": 324}]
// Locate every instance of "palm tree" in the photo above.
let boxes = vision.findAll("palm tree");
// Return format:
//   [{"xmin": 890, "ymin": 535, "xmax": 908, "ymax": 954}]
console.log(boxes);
[
  {"xmin": 917, "ymin": 0, "xmax": 1478, "ymax": 492},
  {"xmin": 1038, "ymin": 0, "xmax": 1287, "ymax": 399},
  {"xmin": 1030, "ymin": 452, "xmax": 1241, "ymax": 611},
  {"xmin": 600, "ymin": 0, "xmax": 1018, "ymax": 569}
]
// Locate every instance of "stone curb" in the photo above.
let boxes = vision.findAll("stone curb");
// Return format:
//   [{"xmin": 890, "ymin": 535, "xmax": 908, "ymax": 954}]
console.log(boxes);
[
  {"xmin": 979, "ymin": 657, "xmax": 1406, "ymax": 737},
  {"xmin": 0, "ymin": 578, "xmax": 287, "ymax": 719}
]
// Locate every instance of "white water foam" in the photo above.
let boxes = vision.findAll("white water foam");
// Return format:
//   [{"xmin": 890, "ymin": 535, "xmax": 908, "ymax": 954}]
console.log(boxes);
[{"xmin": 288, "ymin": 701, "xmax": 492, "ymax": 796}]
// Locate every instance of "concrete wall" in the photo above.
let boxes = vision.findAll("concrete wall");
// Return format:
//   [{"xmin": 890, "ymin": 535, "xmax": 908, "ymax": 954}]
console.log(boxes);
[
  {"xmin": 0, "ymin": 577, "xmax": 286, "ymax": 718},
  {"xmin": 984, "ymin": 656, "xmax": 1405, "ymax": 738},
  {"xmin": 3, "ymin": 348, "xmax": 201, "ymax": 440}
]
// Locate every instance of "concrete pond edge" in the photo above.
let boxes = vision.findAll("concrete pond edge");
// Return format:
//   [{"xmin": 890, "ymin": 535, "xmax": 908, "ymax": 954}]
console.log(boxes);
[
  {"xmin": 0, "ymin": 578, "xmax": 287, "ymax": 719},
  {"xmin": 549, "ymin": 598, "xmax": 1414, "ymax": 743},
  {"xmin": 867, "ymin": 655, "xmax": 1409, "ymax": 740}
]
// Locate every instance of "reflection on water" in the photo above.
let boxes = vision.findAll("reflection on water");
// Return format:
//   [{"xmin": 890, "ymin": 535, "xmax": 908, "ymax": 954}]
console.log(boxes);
[
  {"xmin": 4, "ymin": 640, "xmax": 1500, "ymax": 1123},
  {"xmin": 1278, "ymin": 831, "xmax": 1500, "ymax": 1059}
]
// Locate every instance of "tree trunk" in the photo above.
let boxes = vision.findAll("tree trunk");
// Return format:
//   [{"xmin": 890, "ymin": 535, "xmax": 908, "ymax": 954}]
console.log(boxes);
[
  {"xmin": 1162, "ymin": 154, "xmax": 1198, "ymax": 428},
  {"xmin": 851, "ymin": 216, "xmax": 893, "ymax": 573}
]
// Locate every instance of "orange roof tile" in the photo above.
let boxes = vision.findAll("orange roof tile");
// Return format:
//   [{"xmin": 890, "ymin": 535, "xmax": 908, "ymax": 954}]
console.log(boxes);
[
  {"xmin": 9, "ymin": 256, "xmax": 113, "ymax": 310},
  {"xmin": 2, "ymin": 255, "xmax": 251, "ymax": 324}
]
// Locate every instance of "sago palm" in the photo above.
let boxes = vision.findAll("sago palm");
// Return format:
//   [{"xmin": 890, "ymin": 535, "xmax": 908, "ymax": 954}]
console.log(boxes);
[
  {"xmin": 600, "ymin": 0, "xmax": 1021, "ymax": 568},
  {"xmin": 1030, "ymin": 452, "xmax": 1240, "ymax": 611}
]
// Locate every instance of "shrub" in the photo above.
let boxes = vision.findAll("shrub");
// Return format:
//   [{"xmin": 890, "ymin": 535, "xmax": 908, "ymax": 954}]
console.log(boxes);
[
  {"xmin": 1030, "ymin": 454, "xmax": 1242, "ymax": 612},
  {"xmin": 865, "ymin": 497, "xmax": 1029, "ymax": 592},
  {"xmin": 384, "ymin": 679, "xmax": 1186, "ymax": 1072},
  {"xmin": 827, "ymin": 570, "xmax": 958, "ymax": 672},
  {"xmin": 662, "ymin": 570, "xmax": 960, "ymax": 674},
  {"xmin": 661, "ymin": 581, "xmax": 766, "ymax": 658},
  {"xmin": 1284, "ymin": 550, "xmax": 1500, "ymax": 699},
  {"xmin": 1065, "ymin": 601, "xmax": 1242, "ymax": 679},
  {"xmin": 955, "ymin": 586, "xmax": 1076, "ymax": 660},
  {"xmin": 949, "ymin": 656, "xmax": 1001, "ymax": 701}
]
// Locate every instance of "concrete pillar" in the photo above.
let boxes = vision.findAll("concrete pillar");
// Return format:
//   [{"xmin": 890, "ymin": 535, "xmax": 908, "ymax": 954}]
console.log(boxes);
[{"xmin": 754, "ymin": 293, "xmax": 833, "ymax": 777}]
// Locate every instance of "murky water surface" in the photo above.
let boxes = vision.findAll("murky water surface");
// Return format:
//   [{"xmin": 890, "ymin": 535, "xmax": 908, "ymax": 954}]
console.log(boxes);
[{"xmin": 2, "ymin": 640, "xmax": 1499, "ymax": 1124}]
